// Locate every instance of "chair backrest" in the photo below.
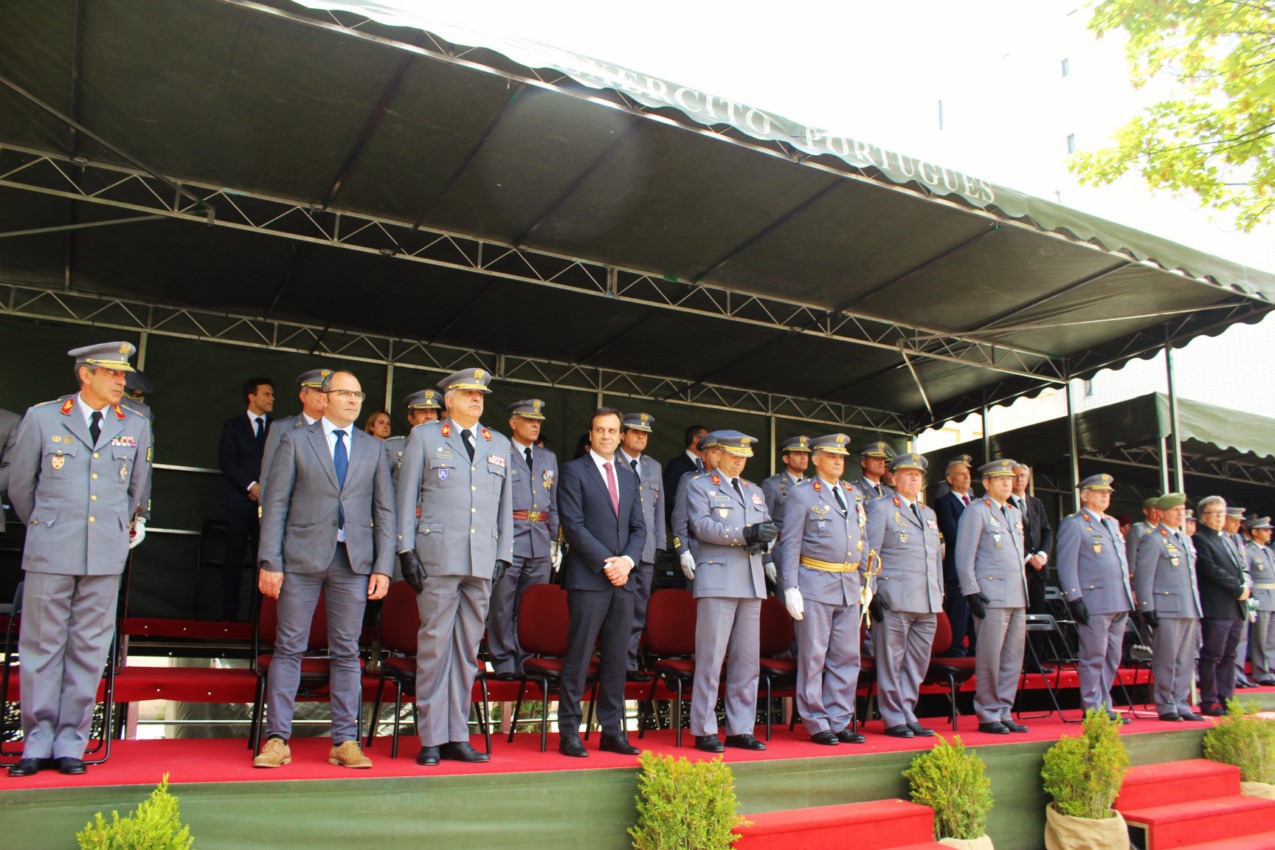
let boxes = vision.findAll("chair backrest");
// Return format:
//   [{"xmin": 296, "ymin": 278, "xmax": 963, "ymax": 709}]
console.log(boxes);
[
  {"xmin": 379, "ymin": 580, "xmax": 421, "ymax": 655},
  {"xmin": 758, "ymin": 595, "xmax": 793, "ymax": 657},
  {"xmin": 930, "ymin": 610, "xmax": 953, "ymax": 656},
  {"xmin": 517, "ymin": 583, "xmax": 571, "ymax": 657},
  {"xmin": 644, "ymin": 589, "xmax": 697, "ymax": 656},
  {"xmin": 255, "ymin": 590, "xmax": 329, "ymax": 652}
]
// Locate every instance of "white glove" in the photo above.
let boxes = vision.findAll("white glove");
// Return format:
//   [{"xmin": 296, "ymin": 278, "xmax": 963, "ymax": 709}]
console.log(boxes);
[
  {"xmin": 550, "ymin": 541, "xmax": 563, "ymax": 572},
  {"xmin": 764, "ymin": 560, "xmax": 777, "ymax": 584},
  {"xmin": 679, "ymin": 550, "xmax": 696, "ymax": 581},
  {"xmin": 129, "ymin": 517, "xmax": 147, "ymax": 550},
  {"xmin": 784, "ymin": 587, "xmax": 804, "ymax": 621}
]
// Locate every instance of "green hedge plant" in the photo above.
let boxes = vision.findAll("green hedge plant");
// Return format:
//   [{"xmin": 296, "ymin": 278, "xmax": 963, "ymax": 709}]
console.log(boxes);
[
  {"xmin": 1041, "ymin": 708, "xmax": 1129, "ymax": 819},
  {"xmin": 1203, "ymin": 698, "xmax": 1275, "ymax": 784},
  {"xmin": 903, "ymin": 734, "xmax": 993, "ymax": 840},
  {"xmin": 629, "ymin": 751, "xmax": 747, "ymax": 850},
  {"xmin": 77, "ymin": 774, "xmax": 194, "ymax": 850}
]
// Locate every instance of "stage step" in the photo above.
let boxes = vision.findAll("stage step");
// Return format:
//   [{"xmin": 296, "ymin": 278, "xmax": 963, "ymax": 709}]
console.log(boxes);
[
  {"xmin": 734, "ymin": 798, "xmax": 942, "ymax": 849},
  {"xmin": 1115, "ymin": 759, "xmax": 1275, "ymax": 850}
]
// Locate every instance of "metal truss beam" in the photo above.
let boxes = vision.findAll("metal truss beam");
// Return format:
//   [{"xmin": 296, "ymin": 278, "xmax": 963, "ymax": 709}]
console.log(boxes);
[
  {"xmin": 0, "ymin": 281, "xmax": 913, "ymax": 434},
  {"xmin": 1084, "ymin": 445, "xmax": 1275, "ymax": 489},
  {"xmin": 0, "ymin": 144, "xmax": 1067, "ymax": 388}
]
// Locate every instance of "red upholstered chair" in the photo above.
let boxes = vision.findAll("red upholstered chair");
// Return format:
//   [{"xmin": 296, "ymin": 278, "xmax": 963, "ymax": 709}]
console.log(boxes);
[
  {"xmin": 757, "ymin": 595, "xmax": 796, "ymax": 740},
  {"xmin": 508, "ymin": 583, "xmax": 596, "ymax": 752},
  {"xmin": 364, "ymin": 580, "xmax": 418, "ymax": 757},
  {"xmin": 922, "ymin": 611, "xmax": 977, "ymax": 730},
  {"xmin": 642, "ymin": 588, "xmax": 698, "ymax": 747}
]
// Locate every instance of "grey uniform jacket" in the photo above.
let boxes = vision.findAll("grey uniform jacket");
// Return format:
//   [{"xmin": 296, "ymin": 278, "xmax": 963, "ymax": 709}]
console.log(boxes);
[
  {"xmin": 259, "ymin": 412, "xmax": 312, "ymax": 504},
  {"xmin": 0, "ymin": 407, "xmax": 20, "ymax": 533},
  {"xmin": 396, "ymin": 420, "xmax": 514, "ymax": 577},
  {"xmin": 1055, "ymin": 510, "xmax": 1133, "ymax": 614},
  {"xmin": 257, "ymin": 423, "xmax": 395, "ymax": 576},
  {"xmin": 775, "ymin": 478, "xmax": 868, "ymax": 607},
  {"xmin": 670, "ymin": 470, "xmax": 702, "ymax": 557},
  {"xmin": 1133, "ymin": 525, "xmax": 1202, "ymax": 617},
  {"xmin": 760, "ymin": 472, "xmax": 802, "ymax": 531},
  {"xmin": 865, "ymin": 493, "xmax": 943, "ymax": 614},
  {"xmin": 954, "ymin": 497, "xmax": 1027, "ymax": 607},
  {"xmin": 1246, "ymin": 540, "xmax": 1275, "ymax": 611},
  {"xmin": 9, "ymin": 395, "xmax": 153, "ymax": 576},
  {"xmin": 383, "ymin": 435, "xmax": 408, "ymax": 491},
  {"xmin": 854, "ymin": 476, "xmax": 894, "ymax": 504},
  {"xmin": 120, "ymin": 402, "xmax": 153, "ymax": 520},
  {"xmin": 685, "ymin": 472, "xmax": 769, "ymax": 600},
  {"xmin": 1125, "ymin": 521, "xmax": 1153, "ymax": 571},
  {"xmin": 623, "ymin": 452, "xmax": 665, "ymax": 564},
  {"xmin": 509, "ymin": 442, "xmax": 559, "ymax": 560}
]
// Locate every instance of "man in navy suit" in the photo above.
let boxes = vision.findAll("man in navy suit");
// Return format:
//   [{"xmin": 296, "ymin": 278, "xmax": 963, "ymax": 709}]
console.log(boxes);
[
  {"xmin": 555, "ymin": 407, "xmax": 646, "ymax": 758},
  {"xmin": 663, "ymin": 424, "xmax": 708, "ymax": 525},
  {"xmin": 935, "ymin": 454, "xmax": 975, "ymax": 656},
  {"xmin": 217, "ymin": 377, "xmax": 275, "ymax": 620}
]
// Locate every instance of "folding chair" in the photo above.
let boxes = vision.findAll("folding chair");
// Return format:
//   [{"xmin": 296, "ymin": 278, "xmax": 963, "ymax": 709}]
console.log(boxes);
[
  {"xmin": 922, "ymin": 612, "xmax": 976, "ymax": 730},
  {"xmin": 1016, "ymin": 613, "xmax": 1075, "ymax": 721}
]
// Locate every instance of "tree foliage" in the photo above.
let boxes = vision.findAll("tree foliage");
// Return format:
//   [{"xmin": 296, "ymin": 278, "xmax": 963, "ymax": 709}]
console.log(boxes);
[{"xmin": 1070, "ymin": 0, "xmax": 1275, "ymax": 231}]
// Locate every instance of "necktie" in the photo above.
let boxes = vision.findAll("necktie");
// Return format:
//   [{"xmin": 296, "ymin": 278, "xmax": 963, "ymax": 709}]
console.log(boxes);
[
  {"xmin": 833, "ymin": 484, "xmax": 847, "ymax": 514},
  {"xmin": 254, "ymin": 416, "xmax": 264, "ymax": 442},
  {"xmin": 962, "ymin": 493, "xmax": 971, "ymax": 506},
  {"xmin": 911, "ymin": 503, "xmax": 922, "ymax": 524},
  {"xmin": 461, "ymin": 428, "xmax": 475, "ymax": 462},
  {"xmin": 630, "ymin": 458, "xmax": 639, "ymax": 477},
  {"xmin": 333, "ymin": 430, "xmax": 348, "ymax": 529},
  {"xmin": 604, "ymin": 462, "xmax": 619, "ymax": 514},
  {"xmin": 89, "ymin": 410, "xmax": 102, "ymax": 445},
  {"xmin": 524, "ymin": 446, "xmax": 533, "ymax": 473},
  {"xmin": 695, "ymin": 456, "xmax": 704, "ymax": 472}
]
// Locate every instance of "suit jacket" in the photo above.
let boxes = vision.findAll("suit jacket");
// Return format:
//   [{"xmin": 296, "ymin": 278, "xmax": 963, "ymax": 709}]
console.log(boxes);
[
  {"xmin": 1133, "ymin": 524, "xmax": 1201, "ymax": 617},
  {"xmin": 622, "ymin": 452, "xmax": 665, "ymax": 565},
  {"xmin": 1195, "ymin": 528, "xmax": 1247, "ymax": 620},
  {"xmin": 1054, "ymin": 509, "xmax": 1132, "ymax": 614},
  {"xmin": 934, "ymin": 490, "xmax": 967, "ymax": 583},
  {"xmin": 218, "ymin": 411, "xmax": 267, "ymax": 511},
  {"xmin": 258, "ymin": 412, "xmax": 314, "ymax": 505},
  {"xmin": 662, "ymin": 452, "xmax": 698, "ymax": 524},
  {"xmin": 1013, "ymin": 494, "xmax": 1054, "ymax": 557},
  {"xmin": 9, "ymin": 394, "xmax": 153, "ymax": 576},
  {"xmin": 954, "ymin": 497, "xmax": 1027, "ymax": 608},
  {"xmin": 558, "ymin": 454, "xmax": 645, "ymax": 592},
  {"xmin": 257, "ymin": 423, "xmax": 395, "ymax": 576},
  {"xmin": 509, "ymin": 442, "xmax": 560, "ymax": 560},
  {"xmin": 396, "ymin": 420, "xmax": 514, "ymax": 578},
  {"xmin": 775, "ymin": 478, "xmax": 866, "ymax": 607},
  {"xmin": 865, "ymin": 492, "xmax": 943, "ymax": 614},
  {"xmin": 0, "ymin": 407, "xmax": 20, "ymax": 534},
  {"xmin": 685, "ymin": 471, "xmax": 769, "ymax": 600}
]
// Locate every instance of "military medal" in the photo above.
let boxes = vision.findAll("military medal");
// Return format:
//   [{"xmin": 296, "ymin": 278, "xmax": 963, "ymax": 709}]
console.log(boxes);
[
  {"xmin": 899, "ymin": 532, "xmax": 908, "ymax": 543},
  {"xmin": 120, "ymin": 463, "xmax": 128, "ymax": 481},
  {"xmin": 51, "ymin": 455, "xmax": 65, "ymax": 470},
  {"xmin": 1094, "ymin": 543, "xmax": 1103, "ymax": 554},
  {"xmin": 718, "ymin": 507, "xmax": 730, "ymax": 518}
]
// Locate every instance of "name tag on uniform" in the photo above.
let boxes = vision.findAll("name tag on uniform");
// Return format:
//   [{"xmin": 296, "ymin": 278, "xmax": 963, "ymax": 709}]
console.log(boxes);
[{"xmin": 488, "ymin": 455, "xmax": 505, "ymax": 468}]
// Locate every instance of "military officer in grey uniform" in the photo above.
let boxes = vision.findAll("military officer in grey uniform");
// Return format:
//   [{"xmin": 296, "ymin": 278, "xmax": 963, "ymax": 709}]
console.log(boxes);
[
  {"xmin": 258, "ymin": 369, "xmax": 331, "ymax": 503},
  {"xmin": 488, "ymin": 398, "xmax": 559, "ymax": 679},
  {"xmin": 865, "ymin": 452, "xmax": 942, "ymax": 738},
  {"xmin": 120, "ymin": 370, "xmax": 154, "ymax": 543},
  {"xmin": 1224, "ymin": 507, "xmax": 1257, "ymax": 688},
  {"xmin": 618, "ymin": 411, "xmax": 665, "ymax": 677},
  {"xmin": 397, "ymin": 368, "xmax": 513, "ymax": 766},
  {"xmin": 673, "ymin": 432, "xmax": 722, "ymax": 582},
  {"xmin": 1054, "ymin": 473, "xmax": 1134, "ymax": 721},
  {"xmin": 955, "ymin": 459, "xmax": 1028, "ymax": 734},
  {"xmin": 760, "ymin": 435, "xmax": 810, "ymax": 531},
  {"xmin": 1125, "ymin": 498, "xmax": 1161, "ymax": 569},
  {"xmin": 854, "ymin": 440, "xmax": 895, "ymax": 503},
  {"xmin": 684, "ymin": 431, "xmax": 775, "ymax": 752},
  {"xmin": 7, "ymin": 342, "xmax": 153, "ymax": 777},
  {"xmin": 382, "ymin": 388, "xmax": 442, "ymax": 491},
  {"xmin": 0, "ymin": 407, "xmax": 22, "ymax": 535},
  {"xmin": 1133, "ymin": 492, "xmax": 1204, "ymax": 721},
  {"xmin": 1244, "ymin": 517, "xmax": 1275, "ymax": 685}
]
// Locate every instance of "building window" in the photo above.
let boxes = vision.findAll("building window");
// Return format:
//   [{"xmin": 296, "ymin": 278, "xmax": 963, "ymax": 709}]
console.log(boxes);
[
  {"xmin": 1066, "ymin": 133, "xmax": 1076, "ymax": 154},
  {"xmin": 1061, "ymin": 58, "xmax": 1070, "ymax": 77}
]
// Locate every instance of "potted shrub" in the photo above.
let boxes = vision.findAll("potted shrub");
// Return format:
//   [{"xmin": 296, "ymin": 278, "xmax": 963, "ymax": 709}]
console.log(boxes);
[
  {"xmin": 1040, "ymin": 708, "xmax": 1129, "ymax": 850},
  {"xmin": 903, "ymin": 734, "xmax": 995, "ymax": 848},
  {"xmin": 1203, "ymin": 698, "xmax": 1275, "ymax": 798},
  {"xmin": 629, "ymin": 751, "xmax": 748, "ymax": 850}
]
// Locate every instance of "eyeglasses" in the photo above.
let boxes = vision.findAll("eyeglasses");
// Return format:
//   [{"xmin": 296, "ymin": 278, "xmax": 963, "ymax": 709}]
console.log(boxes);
[
  {"xmin": 326, "ymin": 389, "xmax": 366, "ymax": 401},
  {"xmin": 1200, "ymin": 510, "xmax": 1224, "ymax": 516}
]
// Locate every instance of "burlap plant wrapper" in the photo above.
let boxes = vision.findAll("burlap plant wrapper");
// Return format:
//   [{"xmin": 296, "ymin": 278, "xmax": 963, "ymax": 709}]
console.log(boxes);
[
  {"xmin": 1241, "ymin": 781, "xmax": 1275, "ymax": 799},
  {"xmin": 938, "ymin": 835, "xmax": 994, "ymax": 849},
  {"xmin": 1043, "ymin": 803, "xmax": 1129, "ymax": 850}
]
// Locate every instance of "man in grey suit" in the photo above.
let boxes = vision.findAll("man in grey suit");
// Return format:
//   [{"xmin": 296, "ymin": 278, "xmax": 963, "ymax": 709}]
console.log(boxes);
[
  {"xmin": 854, "ymin": 441, "xmax": 895, "ymax": 503},
  {"xmin": 257, "ymin": 369, "xmax": 331, "ymax": 504},
  {"xmin": 1125, "ymin": 498, "xmax": 1161, "ymax": 570},
  {"xmin": 0, "ymin": 407, "xmax": 20, "ymax": 535},
  {"xmin": 397, "ymin": 368, "xmax": 512, "ymax": 766},
  {"xmin": 864, "ymin": 452, "xmax": 942, "ymax": 739},
  {"xmin": 555, "ymin": 407, "xmax": 646, "ymax": 758},
  {"xmin": 1244, "ymin": 517, "xmax": 1275, "ymax": 685},
  {"xmin": 253, "ymin": 370, "xmax": 394, "ymax": 769},
  {"xmin": 1132, "ymin": 492, "xmax": 1204, "ymax": 721},
  {"xmin": 488, "ymin": 399, "xmax": 559, "ymax": 679},
  {"xmin": 775, "ymin": 433, "xmax": 870, "ymax": 746},
  {"xmin": 382, "ymin": 388, "xmax": 442, "ymax": 491},
  {"xmin": 618, "ymin": 412, "xmax": 665, "ymax": 679},
  {"xmin": 1054, "ymin": 473, "xmax": 1134, "ymax": 722},
  {"xmin": 955, "ymin": 459, "xmax": 1029, "ymax": 735},
  {"xmin": 8, "ymin": 342, "xmax": 152, "ymax": 777},
  {"xmin": 685, "ymin": 431, "xmax": 775, "ymax": 753},
  {"xmin": 760, "ymin": 435, "xmax": 810, "ymax": 531}
]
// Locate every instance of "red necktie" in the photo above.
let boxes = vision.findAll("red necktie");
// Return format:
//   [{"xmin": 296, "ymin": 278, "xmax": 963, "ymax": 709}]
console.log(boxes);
[
  {"xmin": 962, "ymin": 493, "xmax": 971, "ymax": 506},
  {"xmin": 604, "ymin": 462, "xmax": 619, "ymax": 515}
]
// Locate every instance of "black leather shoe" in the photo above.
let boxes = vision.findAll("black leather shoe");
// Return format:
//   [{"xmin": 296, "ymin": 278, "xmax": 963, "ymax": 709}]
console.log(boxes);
[
  {"xmin": 906, "ymin": 722, "xmax": 936, "ymax": 737},
  {"xmin": 1237, "ymin": 677, "xmax": 1257, "ymax": 689},
  {"xmin": 1179, "ymin": 711, "xmax": 1206, "ymax": 722},
  {"xmin": 559, "ymin": 736, "xmax": 589, "ymax": 758},
  {"xmin": 724, "ymin": 734, "xmax": 766, "ymax": 751},
  {"xmin": 1202, "ymin": 702, "xmax": 1227, "ymax": 717},
  {"xmin": 978, "ymin": 722, "xmax": 1010, "ymax": 735},
  {"xmin": 694, "ymin": 735, "xmax": 724, "ymax": 753},
  {"xmin": 441, "ymin": 741, "xmax": 489, "ymax": 763},
  {"xmin": 835, "ymin": 728, "xmax": 867, "ymax": 744},
  {"xmin": 1257, "ymin": 677, "xmax": 1275, "ymax": 686},
  {"xmin": 1002, "ymin": 720, "xmax": 1029, "ymax": 733},
  {"xmin": 1105, "ymin": 711, "xmax": 1131, "ymax": 725},
  {"xmin": 598, "ymin": 733, "xmax": 640, "ymax": 756},
  {"xmin": 1157, "ymin": 713, "xmax": 1181, "ymax": 722},
  {"xmin": 55, "ymin": 757, "xmax": 86, "ymax": 775},
  {"xmin": 883, "ymin": 725, "xmax": 914, "ymax": 739},
  {"xmin": 7, "ymin": 758, "xmax": 41, "ymax": 777},
  {"xmin": 625, "ymin": 670, "xmax": 653, "ymax": 682},
  {"xmin": 810, "ymin": 730, "xmax": 840, "ymax": 746},
  {"xmin": 416, "ymin": 746, "xmax": 440, "ymax": 766}
]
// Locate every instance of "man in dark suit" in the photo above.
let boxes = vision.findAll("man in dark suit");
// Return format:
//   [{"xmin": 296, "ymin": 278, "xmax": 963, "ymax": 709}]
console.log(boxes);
[
  {"xmin": 217, "ymin": 377, "xmax": 275, "ymax": 620},
  {"xmin": 555, "ymin": 407, "xmax": 646, "ymax": 758},
  {"xmin": 0, "ymin": 407, "xmax": 19, "ymax": 535},
  {"xmin": 663, "ymin": 423, "xmax": 708, "ymax": 525},
  {"xmin": 935, "ymin": 454, "xmax": 975, "ymax": 656},
  {"xmin": 1011, "ymin": 463, "xmax": 1055, "ymax": 614},
  {"xmin": 1194, "ymin": 495, "xmax": 1251, "ymax": 716}
]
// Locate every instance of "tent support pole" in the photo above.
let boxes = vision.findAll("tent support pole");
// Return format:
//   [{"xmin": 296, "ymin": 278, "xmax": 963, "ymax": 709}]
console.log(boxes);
[
  {"xmin": 769, "ymin": 416, "xmax": 777, "ymax": 477},
  {"xmin": 136, "ymin": 331, "xmax": 148, "ymax": 371},
  {"xmin": 980, "ymin": 403, "xmax": 990, "ymax": 462},
  {"xmin": 1065, "ymin": 376, "xmax": 1081, "ymax": 512},
  {"xmin": 1158, "ymin": 435, "xmax": 1170, "ymax": 494},
  {"xmin": 1165, "ymin": 342, "xmax": 1185, "ymax": 491},
  {"xmin": 385, "ymin": 360, "xmax": 394, "ymax": 414}
]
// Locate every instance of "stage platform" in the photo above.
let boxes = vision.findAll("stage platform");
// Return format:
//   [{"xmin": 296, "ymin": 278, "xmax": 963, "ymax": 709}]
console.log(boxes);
[{"xmin": 5, "ymin": 695, "xmax": 1274, "ymax": 850}]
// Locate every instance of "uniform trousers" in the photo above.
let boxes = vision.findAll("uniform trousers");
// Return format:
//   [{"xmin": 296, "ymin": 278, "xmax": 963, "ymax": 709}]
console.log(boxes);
[
  {"xmin": 691, "ymin": 597, "xmax": 760, "ymax": 738},
  {"xmin": 487, "ymin": 554, "xmax": 551, "ymax": 676},
  {"xmin": 627, "ymin": 561, "xmax": 655, "ymax": 670},
  {"xmin": 794, "ymin": 598, "xmax": 861, "ymax": 735},
  {"xmin": 1075, "ymin": 610, "xmax": 1128, "ymax": 712},
  {"xmin": 558, "ymin": 586, "xmax": 633, "ymax": 736},
  {"xmin": 875, "ymin": 610, "xmax": 937, "ymax": 729},
  {"xmin": 18, "ymin": 572, "xmax": 121, "ymax": 759},
  {"xmin": 264, "ymin": 544, "xmax": 366, "ymax": 744},
  {"xmin": 415, "ymin": 574, "xmax": 490, "ymax": 747},
  {"xmin": 1150, "ymin": 616, "xmax": 1199, "ymax": 716},
  {"xmin": 972, "ymin": 606, "xmax": 1026, "ymax": 724},
  {"xmin": 1251, "ymin": 610, "xmax": 1275, "ymax": 679},
  {"xmin": 1199, "ymin": 616, "xmax": 1242, "ymax": 706}
]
